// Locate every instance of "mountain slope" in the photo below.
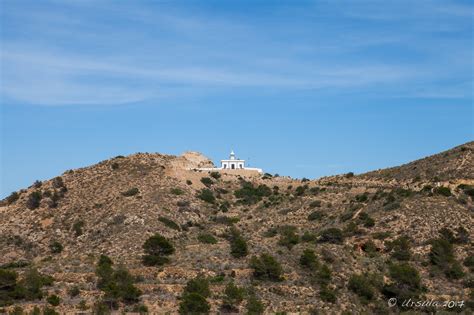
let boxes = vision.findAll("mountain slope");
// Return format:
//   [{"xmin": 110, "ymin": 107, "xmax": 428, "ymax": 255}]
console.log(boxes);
[{"xmin": 0, "ymin": 143, "xmax": 473, "ymax": 314}]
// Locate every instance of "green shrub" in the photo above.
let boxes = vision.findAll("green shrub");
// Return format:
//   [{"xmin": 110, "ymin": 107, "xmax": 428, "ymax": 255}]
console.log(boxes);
[
  {"xmin": 348, "ymin": 273, "xmax": 382, "ymax": 302},
  {"xmin": 68, "ymin": 286, "xmax": 80, "ymax": 298},
  {"xmin": 464, "ymin": 255, "xmax": 474, "ymax": 272},
  {"xmin": 246, "ymin": 288, "xmax": 264, "ymax": 314},
  {"xmin": 434, "ymin": 186, "xmax": 451, "ymax": 197},
  {"xmin": 301, "ymin": 231, "xmax": 317, "ymax": 242},
  {"xmin": 250, "ymin": 254, "xmax": 283, "ymax": 281},
  {"xmin": 318, "ymin": 228, "xmax": 344, "ymax": 244},
  {"xmin": 278, "ymin": 226, "xmax": 299, "ymax": 249},
  {"xmin": 186, "ymin": 180, "xmax": 192, "ymax": 185},
  {"xmin": 319, "ymin": 286, "xmax": 337, "ymax": 303},
  {"xmin": 6, "ymin": 192, "xmax": 19, "ymax": 205},
  {"xmin": 121, "ymin": 188, "xmax": 139, "ymax": 197},
  {"xmin": 307, "ymin": 211, "xmax": 324, "ymax": 221},
  {"xmin": 386, "ymin": 235, "xmax": 411, "ymax": 261},
  {"xmin": 46, "ymin": 294, "xmax": 60, "ymax": 306},
  {"xmin": 95, "ymin": 256, "xmax": 141, "ymax": 307},
  {"xmin": 355, "ymin": 193, "xmax": 368, "ymax": 202},
  {"xmin": 309, "ymin": 200, "xmax": 322, "ymax": 208},
  {"xmin": 49, "ymin": 241, "xmax": 63, "ymax": 254},
  {"xmin": 429, "ymin": 238, "xmax": 454, "ymax": 269},
  {"xmin": 42, "ymin": 307, "xmax": 59, "ymax": 315},
  {"xmin": 221, "ymin": 281, "xmax": 245, "ymax": 312},
  {"xmin": 142, "ymin": 234, "xmax": 174, "ymax": 266},
  {"xmin": 200, "ymin": 177, "xmax": 213, "ymax": 187},
  {"xmin": 382, "ymin": 263, "xmax": 422, "ymax": 305},
  {"xmin": 197, "ymin": 233, "xmax": 217, "ymax": 244},
  {"xmin": 158, "ymin": 217, "xmax": 181, "ymax": 231},
  {"xmin": 183, "ymin": 275, "xmax": 211, "ymax": 298},
  {"xmin": 52, "ymin": 177, "xmax": 65, "ymax": 189},
  {"xmin": 445, "ymin": 262, "xmax": 465, "ymax": 280},
  {"xmin": 263, "ymin": 227, "xmax": 278, "ymax": 238},
  {"xmin": 170, "ymin": 188, "xmax": 184, "ymax": 195},
  {"xmin": 316, "ymin": 264, "xmax": 332, "ymax": 286},
  {"xmin": 26, "ymin": 191, "xmax": 42, "ymax": 209},
  {"xmin": 210, "ymin": 172, "xmax": 221, "ymax": 179},
  {"xmin": 197, "ymin": 189, "xmax": 215, "ymax": 204},
  {"xmin": 229, "ymin": 228, "xmax": 248, "ymax": 258},
  {"xmin": 300, "ymin": 249, "xmax": 319, "ymax": 270},
  {"xmin": 0, "ymin": 269, "xmax": 19, "ymax": 306},
  {"xmin": 72, "ymin": 220, "xmax": 84, "ymax": 237},
  {"xmin": 234, "ymin": 181, "xmax": 271, "ymax": 205},
  {"xmin": 111, "ymin": 162, "xmax": 119, "ymax": 170},
  {"xmin": 295, "ymin": 185, "xmax": 308, "ymax": 196},
  {"xmin": 179, "ymin": 292, "xmax": 210, "ymax": 314}
]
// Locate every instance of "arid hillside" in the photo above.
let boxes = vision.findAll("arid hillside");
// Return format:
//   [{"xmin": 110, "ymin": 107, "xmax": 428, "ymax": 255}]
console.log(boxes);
[{"xmin": 1, "ymin": 142, "xmax": 473, "ymax": 314}]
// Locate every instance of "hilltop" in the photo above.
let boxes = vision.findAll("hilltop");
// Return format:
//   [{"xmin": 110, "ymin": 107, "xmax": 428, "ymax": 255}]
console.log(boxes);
[{"xmin": 0, "ymin": 142, "xmax": 473, "ymax": 314}]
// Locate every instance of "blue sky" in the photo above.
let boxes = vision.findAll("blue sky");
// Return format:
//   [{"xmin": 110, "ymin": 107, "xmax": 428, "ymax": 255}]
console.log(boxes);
[{"xmin": 0, "ymin": 0, "xmax": 473, "ymax": 197}]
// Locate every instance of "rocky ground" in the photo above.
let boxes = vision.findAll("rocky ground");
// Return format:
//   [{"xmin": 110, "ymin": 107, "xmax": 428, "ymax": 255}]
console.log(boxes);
[{"xmin": 0, "ymin": 142, "xmax": 473, "ymax": 314}]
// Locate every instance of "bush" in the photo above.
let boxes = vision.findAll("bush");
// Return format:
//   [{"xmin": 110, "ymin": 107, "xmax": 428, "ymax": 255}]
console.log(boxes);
[
  {"xmin": 307, "ymin": 211, "xmax": 324, "ymax": 221},
  {"xmin": 68, "ymin": 286, "xmax": 80, "ymax": 298},
  {"xmin": 6, "ymin": 192, "xmax": 19, "ymax": 205},
  {"xmin": 52, "ymin": 177, "xmax": 65, "ymax": 189},
  {"xmin": 197, "ymin": 233, "xmax": 217, "ymax": 244},
  {"xmin": 386, "ymin": 235, "xmax": 411, "ymax": 261},
  {"xmin": 95, "ymin": 256, "xmax": 141, "ymax": 307},
  {"xmin": 301, "ymin": 231, "xmax": 317, "ymax": 242},
  {"xmin": 250, "ymin": 254, "xmax": 283, "ymax": 281},
  {"xmin": 464, "ymin": 255, "xmax": 474, "ymax": 272},
  {"xmin": 179, "ymin": 276, "xmax": 211, "ymax": 314},
  {"xmin": 26, "ymin": 191, "xmax": 42, "ymax": 209},
  {"xmin": 234, "ymin": 181, "xmax": 272, "ymax": 205},
  {"xmin": 46, "ymin": 294, "xmax": 60, "ymax": 306},
  {"xmin": 179, "ymin": 292, "xmax": 210, "ymax": 314},
  {"xmin": 200, "ymin": 177, "xmax": 214, "ymax": 187},
  {"xmin": 300, "ymin": 249, "xmax": 319, "ymax": 270},
  {"xmin": 229, "ymin": 228, "xmax": 248, "ymax": 258},
  {"xmin": 142, "ymin": 234, "xmax": 174, "ymax": 266},
  {"xmin": 319, "ymin": 286, "xmax": 337, "ymax": 303},
  {"xmin": 221, "ymin": 281, "xmax": 245, "ymax": 312},
  {"xmin": 295, "ymin": 185, "xmax": 308, "ymax": 196},
  {"xmin": 429, "ymin": 238, "xmax": 454, "ymax": 269},
  {"xmin": 170, "ymin": 188, "xmax": 184, "ymax": 195},
  {"xmin": 121, "ymin": 188, "xmax": 139, "ymax": 197},
  {"xmin": 72, "ymin": 220, "xmax": 84, "ymax": 237},
  {"xmin": 183, "ymin": 275, "xmax": 211, "ymax": 298},
  {"xmin": 309, "ymin": 200, "xmax": 322, "ymax": 208},
  {"xmin": 382, "ymin": 263, "xmax": 422, "ymax": 304},
  {"xmin": 158, "ymin": 217, "xmax": 180, "ymax": 231},
  {"xmin": 278, "ymin": 225, "xmax": 299, "ymax": 249},
  {"xmin": 246, "ymin": 288, "xmax": 264, "ymax": 314},
  {"xmin": 316, "ymin": 264, "xmax": 332, "ymax": 286},
  {"xmin": 197, "ymin": 189, "xmax": 215, "ymax": 204},
  {"xmin": 434, "ymin": 186, "xmax": 451, "ymax": 197},
  {"xmin": 347, "ymin": 274, "xmax": 375, "ymax": 304},
  {"xmin": 318, "ymin": 228, "xmax": 344, "ymax": 244},
  {"xmin": 210, "ymin": 172, "xmax": 221, "ymax": 179},
  {"xmin": 15, "ymin": 268, "xmax": 54, "ymax": 301},
  {"xmin": 0, "ymin": 269, "xmax": 19, "ymax": 306},
  {"xmin": 355, "ymin": 193, "xmax": 368, "ymax": 202},
  {"xmin": 49, "ymin": 241, "xmax": 63, "ymax": 254},
  {"xmin": 263, "ymin": 227, "xmax": 278, "ymax": 238}
]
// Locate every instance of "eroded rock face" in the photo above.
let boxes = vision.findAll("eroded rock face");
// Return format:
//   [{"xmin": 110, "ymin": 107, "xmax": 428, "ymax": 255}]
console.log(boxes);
[
  {"xmin": 0, "ymin": 143, "xmax": 473, "ymax": 314},
  {"xmin": 181, "ymin": 151, "xmax": 215, "ymax": 169}
]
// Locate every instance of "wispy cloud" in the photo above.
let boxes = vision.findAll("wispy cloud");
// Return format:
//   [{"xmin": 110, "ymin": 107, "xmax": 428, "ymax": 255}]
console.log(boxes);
[{"xmin": 0, "ymin": 0, "xmax": 472, "ymax": 106}]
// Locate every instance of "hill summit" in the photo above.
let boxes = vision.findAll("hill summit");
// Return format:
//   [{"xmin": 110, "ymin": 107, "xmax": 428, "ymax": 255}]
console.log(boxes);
[{"xmin": 0, "ymin": 143, "xmax": 473, "ymax": 314}]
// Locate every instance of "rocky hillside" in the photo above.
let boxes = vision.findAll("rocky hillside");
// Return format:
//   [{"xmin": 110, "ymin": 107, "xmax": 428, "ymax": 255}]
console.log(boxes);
[{"xmin": 0, "ymin": 143, "xmax": 473, "ymax": 314}]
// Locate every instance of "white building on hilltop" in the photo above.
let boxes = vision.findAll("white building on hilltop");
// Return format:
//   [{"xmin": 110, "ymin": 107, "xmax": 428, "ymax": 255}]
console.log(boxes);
[{"xmin": 198, "ymin": 150, "xmax": 263, "ymax": 173}]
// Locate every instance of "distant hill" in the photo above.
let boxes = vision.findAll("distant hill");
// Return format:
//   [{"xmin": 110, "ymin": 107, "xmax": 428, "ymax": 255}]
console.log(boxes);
[
  {"xmin": 362, "ymin": 141, "xmax": 473, "ymax": 182},
  {"xmin": 0, "ymin": 143, "xmax": 473, "ymax": 314}
]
